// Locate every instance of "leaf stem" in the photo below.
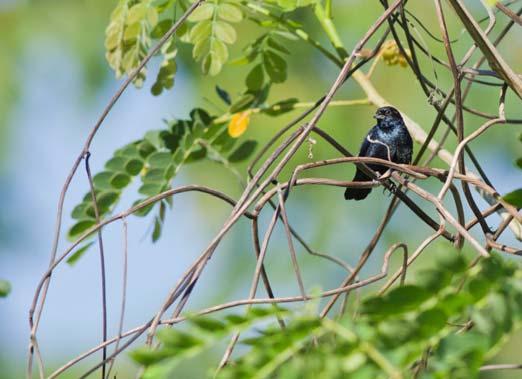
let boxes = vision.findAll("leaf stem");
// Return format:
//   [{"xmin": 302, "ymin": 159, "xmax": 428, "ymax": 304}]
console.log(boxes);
[
  {"xmin": 325, "ymin": 0, "xmax": 333, "ymax": 20},
  {"xmin": 213, "ymin": 99, "xmax": 370, "ymax": 123},
  {"xmin": 314, "ymin": 3, "xmax": 348, "ymax": 59}
]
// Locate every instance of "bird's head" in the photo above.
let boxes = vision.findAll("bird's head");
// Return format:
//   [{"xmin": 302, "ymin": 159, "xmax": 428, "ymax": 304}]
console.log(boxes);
[{"xmin": 373, "ymin": 106, "xmax": 404, "ymax": 129}]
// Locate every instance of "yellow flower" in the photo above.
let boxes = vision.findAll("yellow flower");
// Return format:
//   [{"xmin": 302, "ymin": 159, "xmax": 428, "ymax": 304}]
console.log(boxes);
[
  {"xmin": 228, "ymin": 111, "xmax": 251, "ymax": 138},
  {"xmin": 381, "ymin": 40, "xmax": 411, "ymax": 68}
]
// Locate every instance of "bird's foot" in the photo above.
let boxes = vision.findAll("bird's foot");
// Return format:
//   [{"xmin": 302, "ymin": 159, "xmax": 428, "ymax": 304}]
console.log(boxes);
[{"xmin": 382, "ymin": 182, "xmax": 397, "ymax": 197}]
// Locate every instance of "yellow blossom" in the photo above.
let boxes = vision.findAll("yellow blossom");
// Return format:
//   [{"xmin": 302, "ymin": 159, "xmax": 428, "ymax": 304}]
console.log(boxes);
[{"xmin": 228, "ymin": 111, "xmax": 251, "ymax": 138}]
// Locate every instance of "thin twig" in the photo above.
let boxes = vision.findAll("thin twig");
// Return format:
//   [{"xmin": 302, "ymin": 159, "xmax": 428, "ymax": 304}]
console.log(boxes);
[
  {"xmin": 105, "ymin": 218, "xmax": 129, "ymax": 379},
  {"xmin": 85, "ymin": 152, "xmax": 108, "ymax": 379}
]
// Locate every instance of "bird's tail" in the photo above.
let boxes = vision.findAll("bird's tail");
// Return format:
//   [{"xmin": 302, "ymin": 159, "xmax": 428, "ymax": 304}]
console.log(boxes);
[{"xmin": 344, "ymin": 169, "xmax": 372, "ymax": 201}]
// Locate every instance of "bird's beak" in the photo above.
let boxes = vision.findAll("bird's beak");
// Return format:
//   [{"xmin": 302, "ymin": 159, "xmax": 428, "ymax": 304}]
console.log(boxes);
[{"xmin": 374, "ymin": 114, "xmax": 383, "ymax": 120}]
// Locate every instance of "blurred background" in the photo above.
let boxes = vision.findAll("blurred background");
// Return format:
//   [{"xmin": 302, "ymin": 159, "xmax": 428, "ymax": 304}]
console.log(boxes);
[{"xmin": 0, "ymin": 0, "xmax": 521, "ymax": 378}]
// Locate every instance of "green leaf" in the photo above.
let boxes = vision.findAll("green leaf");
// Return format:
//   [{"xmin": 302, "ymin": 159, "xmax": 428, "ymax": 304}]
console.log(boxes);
[
  {"xmin": 105, "ymin": 156, "xmax": 128, "ymax": 172},
  {"xmin": 215, "ymin": 85, "xmax": 231, "ymax": 105},
  {"xmin": 439, "ymin": 293, "xmax": 473, "ymax": 314},
  {"xmin": 110, "ymin": 172, "xmax": 132, "ymax": 189},
  {"xmin": 214, "ymin": 21, "xmax": 237, "ymax": 44},
  {"xmin": 96, "ymin": 191, "xmax": 120, "ymax": 213},
  {"xmin": 193, "ymin": 38, "xmax": 210, "ymax": 61},
  {"xmin": 133, "ymin": 199, "xmax": 155, "ymax": 217},
  {"xmin": 516, "ymin": 157, "xmax": 522, "ymax": 169},
  {"xmin": 273, "ymin": 30, "xmax": 299, "ymax": 40},
  {"xmin": 230, "ymin": 94, "xmax": 256, "ymax": 113},
  {"xmin": 387, "ymin": 285, "xmax": 431, "ymax": 310},
  {"xmin": 247, "ymin": 305, "xmax": 287, "ymax": 318},
  {"xmin": 152, "ymin": 58, "xmax": 177, "ymax": 96},
  {"xmin": 228, "ymin": 140, "xmax": 257, "ymax": 162},
  {"xmin": 117, "ymin": 144, "xmax": 141, "ymax": 159},
  {"xmin": 123, "ymin": 22, "xmax": 141, "ymax": 41},
  {"xmin": 225, "ymin": 314, "xmax": 249, "ymax": 326},
  {"xmin": 143, "ymin": 169, "xmax": 167, "ymax": 183},
  {"xmin": 144, "ymin": 131, "xmax": 163, "ymax": 149},
  {"xmin": 147, "ymin": 7, "xmax": 158, "ymax": 26},
  {"xmin": 66, "ymin": 241, "xmax": 95, "ymax": 266},
  {"xmin": 148, "ymin": 152, "xmax": 174, "ymax": 168},
  {"xmin": 164, "ymin": 163, "xmax": 177, "ymax": 179},
  {"xmin": 415, "ymin": 268, "xmax": 452, "ymax": 293},
  {"xmin": 68, "ymin": 219, "xmax": 96, "ymax": 240},
  {"xmin": 187, "ymin": 3, "xmax": 215, "ymax": 22},
  {"xmin": 263, "ymin": 50, "xmax": 287, "ymax": 83},
  {"xmin": 246, "ymin": 64, "xmax": 265, "ymax": 91},
  {"xmin": 217, "ymin": 3, "xmax": 243, "ymax": 22},
  {"xmin": 71, "ymin": 202, "xmax": 89, "ymax": 220},
  {"xmin": 139, "ymin": 182, "xmax": 165, "ymax": 197},
  {"xmin": 363, "ymin": 285, "xmax": 431, "ymax": 316},
  {"xmin": 272, "ymin": 0, "xmax": 319, "ymax": 11},
  {"xmin": 186, "ymin": 147, "xmax": 207, "ymax": 162},
  {"xmin": 342, "ymin": 352, "xmax": 367, "ymax": 372},
  {"xmin": 202, "ymin": 52, "xmax": 223, "ymax": 76},
  {"xmin": 92, "ymin": 171, "xmax": 114, "ymax": 190},
  {"xmin": 417, "ymin": 307, "xmax": 448, "ymax": 338},
  {"xmin": 211, "ymin": 39, "xmax": 229, "ymax": 63},
  {"xmin": 229, "ymin": 51, "xmax": 257, "ymax": 65},
  {"xmin": 267, "ymin": 37, "xmax": 290, "ymax": 54},
  {"xmin": 0, "ymin": 280, "xmax": 11, "ymax": 298},
  {"xmin": 151, "ymin": 19, "xmax": 173, "ymax": 39},
  {"xmin": 378, "ymin": 319, "xmax": 416, "ymax": 346},
  {"xmin": 263, "ymin": 98, "xmax": 299, "ymax": 116},
  {"xmin": 138, "ymin": 141, "xmax": 157, "ymax": 159},
  {"xmin": 127, "ymin": 3, "xmax": 147, "ymax": 25},
  {"xmin": 467, "ymin": 277, "xmax": 491, "ymax": 301},
  {"xmin": 251, "ymin": 85, "xmax": 270, "ymax": 107},
  {"xmin": 142, "ymin": 358, "xmax": 181, "ymax": 379},
  {"xmin": 152, "ymin": 217, "xmax": 162, "ymax": 243},
  {"xmin": 436, "ymin": 249, "xmax": 468, "ymax": 273},
  {"xmin": 130, "ymin": 346, "xmax": 171, "ymax": 366},
  {"xmin": 213, "ymin": 128, "xmax": 237, "ymax": 152},
  {"xmin": 189, "ymin": 20, "xmax": 212, "ymax": 44},
  {"xmin": 190, "ymin": 317, "xmax": 227, "ymax": 333},
  {"xmin": 125, "ymin": 159, "xmax": 144, "ymax": 175},
  {"xmin": 157, "ymin": 329, "xmax": 203, "ymax": 349},
  {"xmin": 502, "ymin": 188, "xmax": 522, "ymax": 208}
]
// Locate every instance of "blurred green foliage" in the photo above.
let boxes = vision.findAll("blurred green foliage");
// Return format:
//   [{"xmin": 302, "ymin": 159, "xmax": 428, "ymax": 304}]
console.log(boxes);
[{"xmin": 132, "ymin": 252, "xmax": 522, "ymax": 379}]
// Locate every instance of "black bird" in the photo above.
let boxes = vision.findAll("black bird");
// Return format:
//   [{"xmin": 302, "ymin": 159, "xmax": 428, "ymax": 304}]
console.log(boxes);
[{"xmin": 344, "ymin": 106, "xmax": 413, "ymax": 201}]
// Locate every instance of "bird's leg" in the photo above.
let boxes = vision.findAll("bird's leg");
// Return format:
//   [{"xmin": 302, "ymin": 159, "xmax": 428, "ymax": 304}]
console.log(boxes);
[
  {"xmin": 384, "ymin": 181, "xmax": 398, "ymax": 197},
  {"xmin": 378, "ymin": 169, "xmax": 396, "ymax": 196}
]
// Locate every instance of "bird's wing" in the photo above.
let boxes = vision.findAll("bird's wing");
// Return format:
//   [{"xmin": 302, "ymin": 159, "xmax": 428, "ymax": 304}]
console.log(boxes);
[
  {"xmin": 358, "ymin": 126, "xmax": 376, "ymax": 157},
  {"xmin": 406, "ymin": 132, "xmax": 413, "ymax": 164},
  {"xmin": 398, "ymin": 130, "xmax": 413, "ymax": 164},
  {"xmin": 404, "ymin": 147, "xmax": 412, "ymax": 165}
]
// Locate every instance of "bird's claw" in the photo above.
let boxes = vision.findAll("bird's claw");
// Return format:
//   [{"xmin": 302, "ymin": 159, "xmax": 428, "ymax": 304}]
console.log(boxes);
[{"xmin": 382, "ymin": 182, "xmax": 397, "ymax": 197}]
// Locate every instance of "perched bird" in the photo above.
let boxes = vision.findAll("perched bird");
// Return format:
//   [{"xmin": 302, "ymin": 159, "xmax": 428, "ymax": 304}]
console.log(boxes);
[{"xmin": 344, "ymin": 106, "xmax": 413, "ymax": 201}]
